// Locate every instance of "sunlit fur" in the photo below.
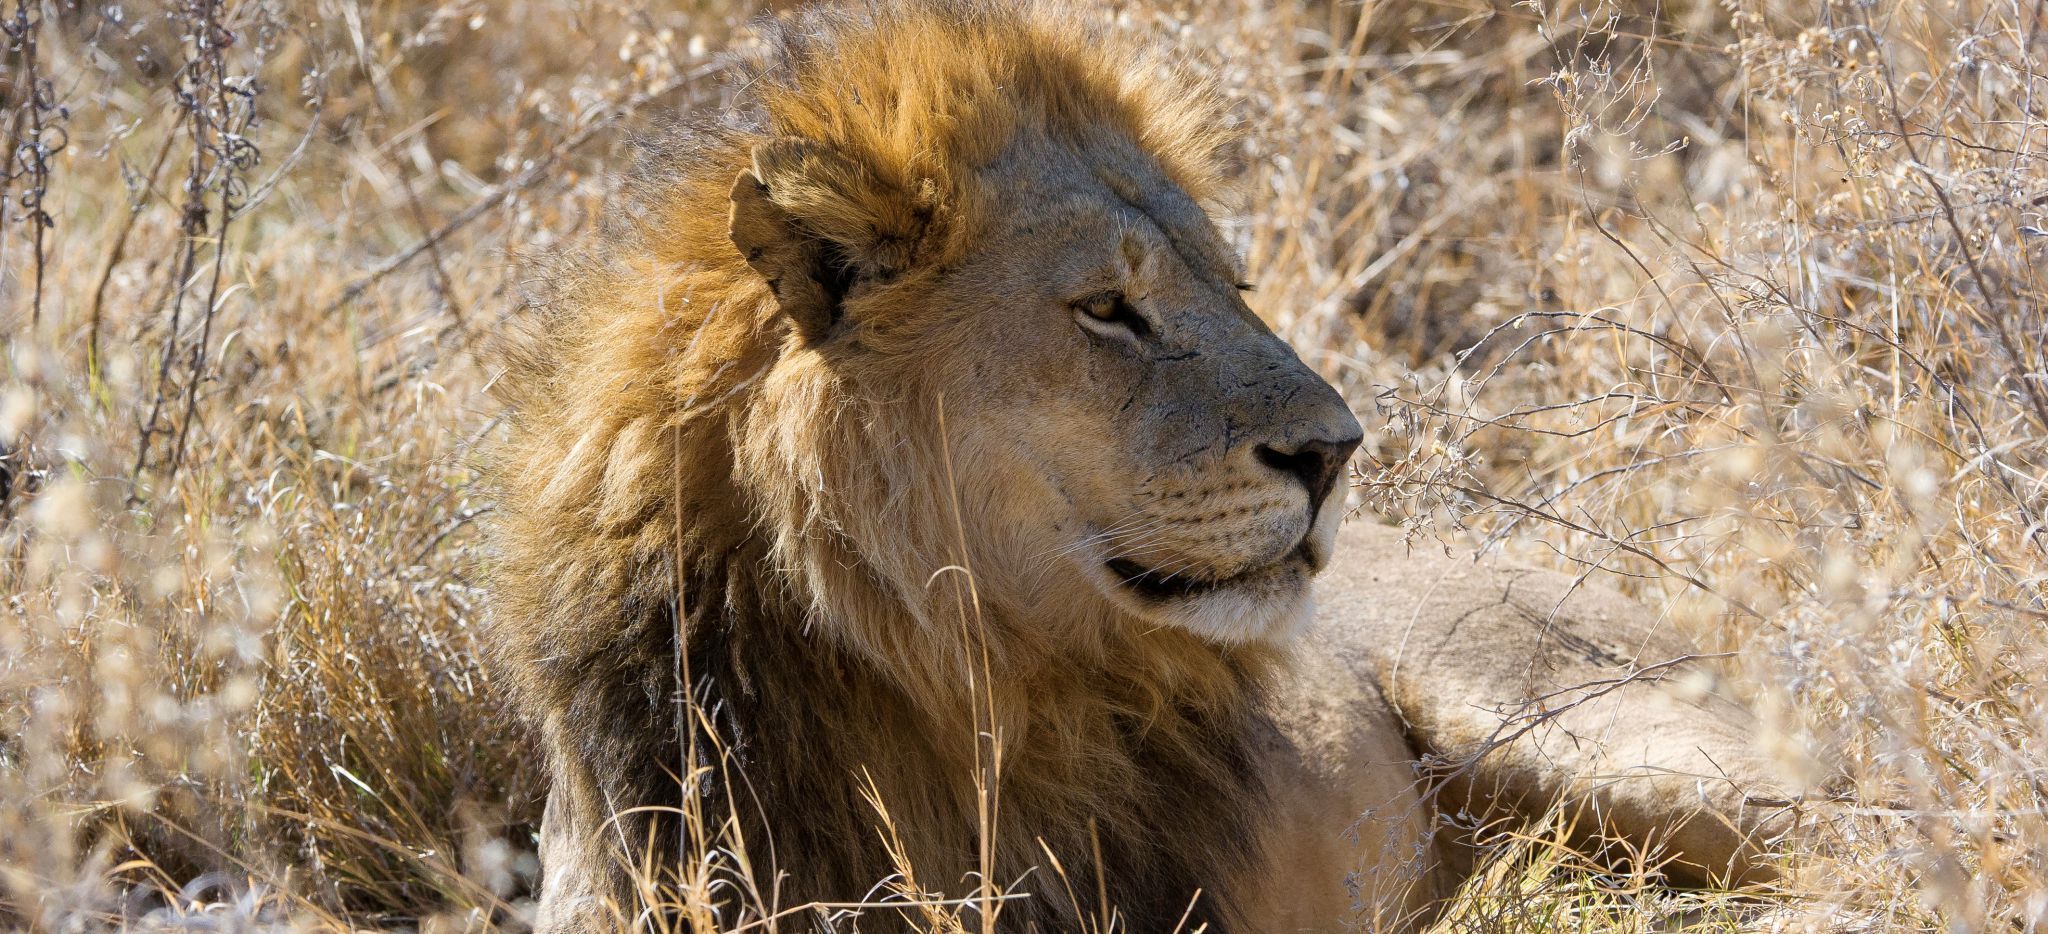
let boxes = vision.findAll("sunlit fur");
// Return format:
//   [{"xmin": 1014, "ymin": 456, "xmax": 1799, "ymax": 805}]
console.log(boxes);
[{"xmin": 486, "ymin": 2, "xmax": 1284, "ymax": 928}]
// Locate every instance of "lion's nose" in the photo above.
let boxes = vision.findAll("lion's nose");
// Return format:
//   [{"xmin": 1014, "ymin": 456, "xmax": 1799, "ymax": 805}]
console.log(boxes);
[{"xmin": 1255, "ymin": 433, "xmax": 1361, "ymax": 507}]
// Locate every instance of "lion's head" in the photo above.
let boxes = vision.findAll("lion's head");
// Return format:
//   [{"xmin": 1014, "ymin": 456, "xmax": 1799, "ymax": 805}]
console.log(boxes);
[
  {"xmin": 499, "ymin": 1, "xmax": 1359, "ymax": 705},
  {"xmin": 724, "ymin": 5, "xmax": 1360, "ymax": 651}
]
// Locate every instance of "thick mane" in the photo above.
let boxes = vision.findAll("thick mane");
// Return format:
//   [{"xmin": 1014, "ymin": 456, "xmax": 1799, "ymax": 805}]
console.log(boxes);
[{"xmin": 486, "ymin": 2, "xmax": 1272, "ymax": 928}]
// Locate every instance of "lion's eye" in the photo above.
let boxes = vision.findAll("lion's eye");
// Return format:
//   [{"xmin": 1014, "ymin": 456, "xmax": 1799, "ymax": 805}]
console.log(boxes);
[{"xmin": 1073, "ymin": 291, "xmax": 1152, "ymax": 340}]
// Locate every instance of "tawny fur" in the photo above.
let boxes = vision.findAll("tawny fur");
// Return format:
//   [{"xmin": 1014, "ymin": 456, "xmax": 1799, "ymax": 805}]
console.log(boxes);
[{"xmin": 488, "ymin": 4, "xmax": 1277, "ymax": 929}]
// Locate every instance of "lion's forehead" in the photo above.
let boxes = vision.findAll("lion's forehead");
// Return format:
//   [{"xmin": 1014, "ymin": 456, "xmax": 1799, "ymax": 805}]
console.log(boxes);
[{"xmin": 975, "ymin": 155, "xmax": 1241, "ymax": 289}]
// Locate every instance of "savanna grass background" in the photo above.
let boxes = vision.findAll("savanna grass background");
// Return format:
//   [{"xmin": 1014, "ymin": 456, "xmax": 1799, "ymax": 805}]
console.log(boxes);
[{"xmin": 3, "ymin": 0, "xmax": 2045, "ymax": 929}]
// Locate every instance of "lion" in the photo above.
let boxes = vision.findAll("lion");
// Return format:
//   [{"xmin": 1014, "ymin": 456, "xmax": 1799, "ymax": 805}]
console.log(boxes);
[{"xmin": 484, "ymin": 2, "xmax": 1794, "ymax": 930}]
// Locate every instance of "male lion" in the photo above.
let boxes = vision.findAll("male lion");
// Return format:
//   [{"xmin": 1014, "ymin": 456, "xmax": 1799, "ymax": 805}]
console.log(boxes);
[{"xmin": 486, "ymin": 2, "xmax": 1792, "ymax": 930}]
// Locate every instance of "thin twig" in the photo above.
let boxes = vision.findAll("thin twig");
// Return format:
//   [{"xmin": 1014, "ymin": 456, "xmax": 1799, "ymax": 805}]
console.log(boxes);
[{"xmin": 322, "ymin": 62, "xmax": 722, "ymax": 315}]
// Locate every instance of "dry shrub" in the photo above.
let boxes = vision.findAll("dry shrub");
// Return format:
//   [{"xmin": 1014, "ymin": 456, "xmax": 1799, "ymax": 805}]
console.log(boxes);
[
  {"xmin": 1, "ymin": 0, "xmax": 2043, "ymax": 930},
  {"xmin": 1328, "ymin": 0, "xmax": 2048, "ymax": 929},
  {"xmin": 2, "ymin": 0, "xmax": 753, "ymax": 926}
]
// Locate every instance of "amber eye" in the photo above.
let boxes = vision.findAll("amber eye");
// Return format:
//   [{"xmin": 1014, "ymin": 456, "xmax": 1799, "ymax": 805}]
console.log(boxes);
[{"xmin": 1072, "ymin": 291, "xmax": 1153, "ymax": 339}]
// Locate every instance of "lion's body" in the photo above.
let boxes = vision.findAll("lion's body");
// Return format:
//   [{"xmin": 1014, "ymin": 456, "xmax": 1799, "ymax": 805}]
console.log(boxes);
[
  {"xmin": 1251, "ymin": 520, "xmax": 1788, "ymax": 929},
  {"xmin": 485, "ymin": 3, "xmax": 1788, "ymax": 930}
]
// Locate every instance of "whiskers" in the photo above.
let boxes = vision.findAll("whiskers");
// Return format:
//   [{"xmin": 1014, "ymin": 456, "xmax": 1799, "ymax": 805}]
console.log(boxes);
[
  {"xmin": 1031, "ymin": 509, "xmax": 1221, "ymax": 590},
  {"xmin": 1031, "ymin": 505, "xmax": 1263, "ymax": 592},
  {"xmin": 1036, "ymin": 511, "xmax": 1174, "ymax": 566}
]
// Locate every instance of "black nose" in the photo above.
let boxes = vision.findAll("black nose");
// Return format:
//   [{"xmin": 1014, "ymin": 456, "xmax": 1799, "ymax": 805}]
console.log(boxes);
[{"xmin": 1256, "ymin": 434, "xmax": 1362, "ymax": 507}]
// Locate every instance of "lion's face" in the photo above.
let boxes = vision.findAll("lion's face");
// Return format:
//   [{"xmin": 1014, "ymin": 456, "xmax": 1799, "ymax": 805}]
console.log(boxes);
[{"xmin": 731, "ymin": 135, "xmax": 1361, "ymax": 646}]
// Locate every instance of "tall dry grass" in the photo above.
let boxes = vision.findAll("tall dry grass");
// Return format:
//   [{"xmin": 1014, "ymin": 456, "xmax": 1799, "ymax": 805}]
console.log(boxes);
[{"xmin": 1, "ymin": 0, "xmax": 2043, "ymax": 930}]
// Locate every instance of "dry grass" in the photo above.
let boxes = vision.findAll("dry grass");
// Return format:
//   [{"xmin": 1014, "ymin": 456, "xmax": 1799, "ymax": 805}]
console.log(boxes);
[{"xmin": 2, "ymin": 0, "xmax": 2043, "ymax": 930}]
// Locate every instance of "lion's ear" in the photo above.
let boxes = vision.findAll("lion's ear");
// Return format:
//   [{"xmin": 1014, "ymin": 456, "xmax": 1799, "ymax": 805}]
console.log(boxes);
[
  {"xmin": 728, "ymin": 138, "xmax": 935, "ymax": 341},
  {"xmin": 728, "ymin": 170, "xmax": 850, "ymax": 341}
]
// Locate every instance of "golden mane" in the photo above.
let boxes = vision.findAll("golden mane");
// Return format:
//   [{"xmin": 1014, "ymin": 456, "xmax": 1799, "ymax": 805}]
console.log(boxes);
[
  {"xmin": 490, "ymin": 0, "xmax": 1247, "ymax": 697},
  {"xmin": 486, "ymin": 3, "xmax": 1271, "ymax": 927}
]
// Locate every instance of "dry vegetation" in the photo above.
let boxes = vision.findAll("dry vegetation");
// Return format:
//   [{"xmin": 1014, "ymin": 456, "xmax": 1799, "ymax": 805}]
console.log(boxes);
[{"xmin": 1, "ymin": 0, "xmax": 2043, "ymax": 930}]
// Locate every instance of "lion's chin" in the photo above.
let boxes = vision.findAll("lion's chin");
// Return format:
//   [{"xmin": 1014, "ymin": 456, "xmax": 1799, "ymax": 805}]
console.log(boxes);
[
  {"xmin": 1165, "ymin": 576, "xmax": 1317, "ymax": 645},
  {"xmin": 1091, "ymin": 488, "xmax": 1347, "ymax": 645},
  {"xmin": 1096, "ymin": 554, "xmax": 1317, "ymax": 646}
]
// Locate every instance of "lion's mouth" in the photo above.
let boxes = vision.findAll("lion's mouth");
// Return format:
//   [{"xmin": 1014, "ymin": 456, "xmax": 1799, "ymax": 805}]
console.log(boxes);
[{"xmin": 1105, "ymin": 542, "xmax": 1311, "ymax": 602}]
